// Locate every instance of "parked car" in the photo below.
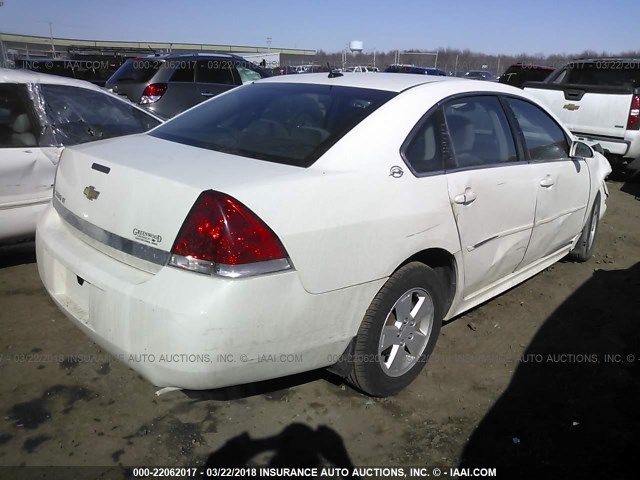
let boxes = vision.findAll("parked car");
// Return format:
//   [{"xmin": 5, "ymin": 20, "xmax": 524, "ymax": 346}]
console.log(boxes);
[
  {"xmin": 345, "ymin": 66, "xmax": 378, "ymax": 73},
  {"xmin": 464, "ymin": 70, "xmax": 497, "ymax": 81},
  {"xmin": 524, "ymin": 58, "xmax": 640, "ymax": 178},
  {"xmin": 385, "ymin": 64, "xmax": 447, "ymax": 76},
  {"xmin": 15, "ymin": 58, "xmax": 122, "ymax": 87},
  {"xmin": 499, "ymin": 63, "xmax": 555, "ymax": 88},
  {"xmin": 37, "ymin": 73, "xmax": 611, "ymax": 396},
  {"xmin": 105, "ymin": 53, "xmax": 270, "ymax": 118},
  {"xmin": 0, "ymin": 69, "xmax": 162, "ymax": 245}
]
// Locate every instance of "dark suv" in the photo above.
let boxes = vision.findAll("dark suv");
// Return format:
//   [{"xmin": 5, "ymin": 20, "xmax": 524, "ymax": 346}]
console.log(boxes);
[{"xmin": 105, "ymin": 53, "xmax": 269, "ymax": 118}]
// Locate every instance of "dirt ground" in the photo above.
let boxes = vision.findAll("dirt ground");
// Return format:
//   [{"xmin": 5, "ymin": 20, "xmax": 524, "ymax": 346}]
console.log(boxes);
[{"xmin": 0, "ymin": 179, "xmax": 638, "ymax": 479}]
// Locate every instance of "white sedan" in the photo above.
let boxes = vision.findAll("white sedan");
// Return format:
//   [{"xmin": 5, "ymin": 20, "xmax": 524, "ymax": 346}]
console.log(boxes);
[
  {"xmin": 0, "ymin": 69, "xmax": 162, "ymax": 244},
  {"xmin": 36, "ymin": 73, "xmax": 611, "ymax": 396}
]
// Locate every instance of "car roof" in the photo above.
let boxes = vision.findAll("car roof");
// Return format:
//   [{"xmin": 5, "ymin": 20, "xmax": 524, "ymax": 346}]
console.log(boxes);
[
  {"xmin": 0, "ymin": 67, "xmax": 105, "ymax": 92},
  {"xmin": 259, "ymin": 72, "xmax": 456, "ymax": 92}
]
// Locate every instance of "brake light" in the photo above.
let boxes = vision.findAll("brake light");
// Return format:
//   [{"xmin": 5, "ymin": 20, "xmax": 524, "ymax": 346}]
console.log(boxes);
[
  {"xmin": 140, "ymin": 83, "xmax": 167, "ymax": 104},
  {"xmin": 169, "ymin": 191, "xmax": 291, "ymax": 277},
  {"xmin": 628, "ymin": 95, "xmax": 640, "ymax": 130}
]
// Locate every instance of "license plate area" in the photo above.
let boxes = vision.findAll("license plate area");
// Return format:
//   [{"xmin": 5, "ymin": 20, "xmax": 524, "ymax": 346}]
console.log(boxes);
[{"xmin": 60, "ymin": 270, "xmax": 95, "ymax": 325}]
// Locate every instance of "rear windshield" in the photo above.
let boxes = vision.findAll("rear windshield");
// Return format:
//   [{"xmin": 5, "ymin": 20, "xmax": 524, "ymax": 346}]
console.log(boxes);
[
  {"xmin": 108, "ymin": 59, "xmax": 160, "ymax": 83},
  {"xmin": 500, "ymin": 66, "xmax": 553, "ymax": 87},
  {"xmin": 150, "ymin": 83, "xmax": 396, "ymax": 167},
  {"xmin": 566, "ymin": 62, "xmax": 640, "ymax": 88}
]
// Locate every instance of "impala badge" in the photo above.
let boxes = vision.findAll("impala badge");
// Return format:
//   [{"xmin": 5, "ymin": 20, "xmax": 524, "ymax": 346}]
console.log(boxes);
[
  {"xmin": 83, "ymin": 185, "xmax": 100, "ymax": 201},
  {"xmin": 563, "ymin": 103, "xmax": 580, "ymax": 111},
  {"xmin": 389, "ymin": 166, "xmax": 404, "ymax": 178}
]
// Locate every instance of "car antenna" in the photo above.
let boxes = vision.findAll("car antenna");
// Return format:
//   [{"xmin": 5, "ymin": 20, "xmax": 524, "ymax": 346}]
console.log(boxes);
[{"xmin": 328, "ymin": 62, "xmax": 343, "ymax": 78}]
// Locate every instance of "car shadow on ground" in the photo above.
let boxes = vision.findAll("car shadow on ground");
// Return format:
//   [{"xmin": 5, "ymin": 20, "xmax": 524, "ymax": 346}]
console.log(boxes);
[
  {"xmin": 203, "ymin": 422, "xmax": 359, "ymax": 477},
  {"xmin": 620, "ymin": 179, "xmax": 640, "ymax": 200},
  {"xmin": 183, "ymin": 370, "xmax": 343, "ymax": 402},
  {"xmin": 460, "ymin": 262, "xmax": 639, "ymax": 477},
  {"xmin": 0, "ymin": 241, "xmax": 36, "ymax": 269}
]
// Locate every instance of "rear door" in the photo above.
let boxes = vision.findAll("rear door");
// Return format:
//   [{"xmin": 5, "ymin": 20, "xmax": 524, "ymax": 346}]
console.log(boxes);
[
  {"xmin": 504, "ymin": 97, "xmax": 590, "ymax": 266},
  {"xmin": 195, "ymin": 59, "xmax": 239, "ymax": 103},
  {"xmin": 442, "ymin": 95, "xmax": 537, "ymax": 298},
  {"xmin": 159, "ymin": 61, "xmax": 200, "ymax": 116}
]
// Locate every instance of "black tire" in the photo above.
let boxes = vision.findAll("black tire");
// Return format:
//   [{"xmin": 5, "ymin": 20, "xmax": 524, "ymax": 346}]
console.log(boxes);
[
  {"xmin": 568, "ymin": 193, "xmax": 601, "ymax": 262},
  {"xmin": 347, "ymin": 262, "xmax": 444, "ymax": 397}
]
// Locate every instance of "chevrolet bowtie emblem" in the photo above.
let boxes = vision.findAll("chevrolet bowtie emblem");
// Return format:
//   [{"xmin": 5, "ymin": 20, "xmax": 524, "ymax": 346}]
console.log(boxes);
[
  {"xmin": 563, "ymin": 103, "xmax": 580, "ymax": 111},
  {"xmin": 83, "ymin": 185, "xmax": 100, "ymax": 201}
]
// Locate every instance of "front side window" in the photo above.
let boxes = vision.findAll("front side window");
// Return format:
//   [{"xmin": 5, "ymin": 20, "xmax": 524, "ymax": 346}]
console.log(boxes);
[
  {"xmin": 150, "ymin": 83, "xmax": 396, "ymax": 167},
  {"xmin": 39, "ymin": 84, "xmax": 161, "ymax": 145},
  {"xmin": 403, "ymin": 109, "xmax": 444, "ymax": 174},
  {"xmin": 443, "ymin": 96, "xmax": 518, "ymax": 169},
  {"xmin": 237, "ymin": 67, "xmax": 263, "ymax": 85},
  {"xmin": 506, "ymin": 98, "xmax": 569, "ymax": 161},
  {"xmin": 0, "ymin": 84, "xmax": 39, "ymax": 148}
]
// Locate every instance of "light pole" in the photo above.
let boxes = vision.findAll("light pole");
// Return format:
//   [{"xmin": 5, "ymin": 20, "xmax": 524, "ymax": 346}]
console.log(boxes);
[
  {"xmin": 48, "ymin": 21, "xmax": 56, "ymax": 57},
  {"xmin": 266, "ymin": 37, "xmax": 272, "ymax": 53}
]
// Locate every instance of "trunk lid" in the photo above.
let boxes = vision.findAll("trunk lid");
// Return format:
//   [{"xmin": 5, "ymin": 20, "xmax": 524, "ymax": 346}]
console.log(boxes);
[{"xmin": 53, "ymin": 134, "xmax": 305, "ymax": 270}]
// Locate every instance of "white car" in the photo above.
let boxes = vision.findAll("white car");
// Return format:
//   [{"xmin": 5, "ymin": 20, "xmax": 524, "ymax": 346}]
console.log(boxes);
[
  {"xmin": 0, "ymin": 69, "xmax": 162, "ymax": 244},
  {"xmin": 36, "ymin": 73, "xmax": 611, "ymax": 396}
]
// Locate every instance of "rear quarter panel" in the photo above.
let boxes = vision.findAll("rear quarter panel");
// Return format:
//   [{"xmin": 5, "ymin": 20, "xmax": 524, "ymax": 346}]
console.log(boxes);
[{"xmin": 230, "ymin": 82, "xmax": 466, "ymax": 295}]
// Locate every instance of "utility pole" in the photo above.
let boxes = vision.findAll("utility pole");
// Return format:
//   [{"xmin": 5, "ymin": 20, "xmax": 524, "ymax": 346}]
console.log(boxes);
[{"xmin": 48, "ymin": 21, "xmax": 56, "ymax": 57}]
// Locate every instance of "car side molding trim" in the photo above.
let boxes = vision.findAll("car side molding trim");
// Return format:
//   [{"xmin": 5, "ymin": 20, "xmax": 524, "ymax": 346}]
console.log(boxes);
[{"xmin": 52, "ymin": 196, "xmax": 171, "ymax": 266}]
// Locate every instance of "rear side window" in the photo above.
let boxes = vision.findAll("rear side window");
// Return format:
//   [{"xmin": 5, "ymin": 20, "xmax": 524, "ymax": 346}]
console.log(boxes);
[
  {"xmin": 403, "ymin": 109, "xmax": 444, "ymax": 174},
  {"xmin": 196, "ymin": 60, "xmax": 237, "ymax": 85},
  {"xmin": 499, "ymin": 66, "xmax": 554, "ymax": 87},
  {"xmin": 506, "ymin": 98, "xmax": 569, "ymax": 161},
  {"xmin": 443, "ymin": 96, "xmax": 518, "ymax": 168},
  {"xmin": 108, "ymin": 59, "xmax": 160, "ymax": 83},
  {"xmin": 170, "ymin": 64, "xmax": 195, "ymax": 82},
  {"xmin": 39, "ymin": 84, "xmax": 161, "ymax": 145},
  {"xmin": 150, "ymin": 83, "xmax": 396, "ymax": 167},
  {"xmin": 566, "ymin": 62, "xmax": 640, "ymax": 88}
]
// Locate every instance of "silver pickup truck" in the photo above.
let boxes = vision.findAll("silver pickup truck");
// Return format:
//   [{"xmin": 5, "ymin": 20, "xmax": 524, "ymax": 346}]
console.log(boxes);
[{"xmin": 524, "ymin": 58, "xmax": 640, "ymax": 177}]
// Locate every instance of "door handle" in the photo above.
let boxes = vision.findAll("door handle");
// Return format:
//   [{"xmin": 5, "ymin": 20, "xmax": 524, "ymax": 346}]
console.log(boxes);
[
  {"xmin": 540, "ymin": 176, "xmax": 555, "ymax": 188},
  {"xmin": 454, "ymin": 188, "xmax": 477, "ymax": 205},
  {"xmin": 200, "ymin": 92, "xmax": 215, "ymax": 97}
]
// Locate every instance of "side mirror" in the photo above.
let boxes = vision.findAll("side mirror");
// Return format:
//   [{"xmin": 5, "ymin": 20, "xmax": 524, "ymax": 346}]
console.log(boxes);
[{"xmin": 570, "ymin": 141, "xmax": 593, "ymax": 159}]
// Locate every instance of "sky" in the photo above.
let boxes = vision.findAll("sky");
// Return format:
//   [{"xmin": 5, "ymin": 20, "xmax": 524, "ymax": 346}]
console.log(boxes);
[{"xmin": 0, "ymin": 0, "xmax": 636, "ymax": 56}]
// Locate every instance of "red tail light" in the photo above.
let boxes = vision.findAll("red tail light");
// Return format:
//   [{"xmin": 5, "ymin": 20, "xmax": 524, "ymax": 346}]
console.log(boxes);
[
  {"xmin": 169, "ymin": 191, "xmax": 291, "ymax": 277},
  {"xmin": 140, "ymin": 83, "xmax": 167, "ymax": 104},
  {"xmin": 628, "ymin": 95, "xmax": 640, "ymax": 130}
]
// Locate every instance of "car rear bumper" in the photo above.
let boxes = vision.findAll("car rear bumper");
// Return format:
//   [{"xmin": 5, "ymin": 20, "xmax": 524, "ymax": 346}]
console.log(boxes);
[
  {"xmin": 574, "ymin": 130, "xmax": 640, "ymax": 161},
  {"xmin": 36, "ymin": 205, "xmax": 382, "ymax": 390}
]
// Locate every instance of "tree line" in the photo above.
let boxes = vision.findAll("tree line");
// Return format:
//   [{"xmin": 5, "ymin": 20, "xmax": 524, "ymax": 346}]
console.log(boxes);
[{"xmin": 281, "ymin": 47, "xmax": 640, "ymax": 75}]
